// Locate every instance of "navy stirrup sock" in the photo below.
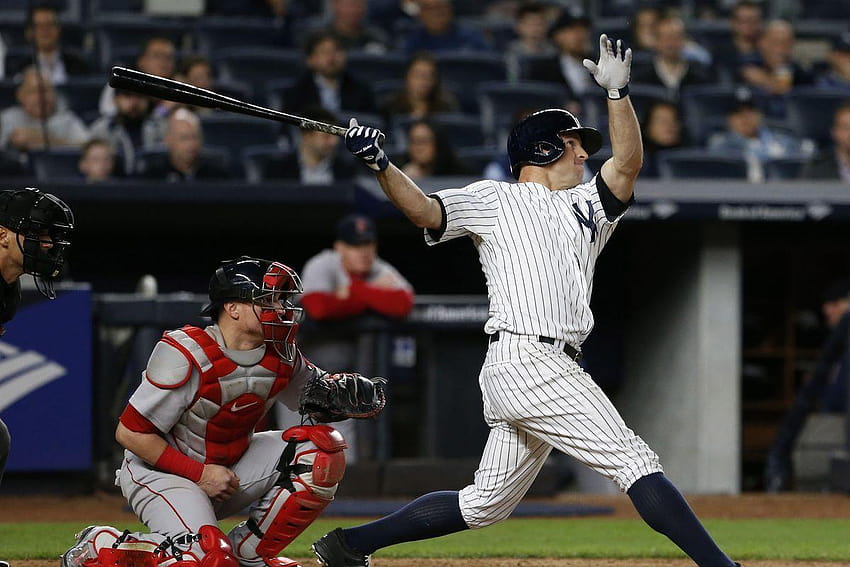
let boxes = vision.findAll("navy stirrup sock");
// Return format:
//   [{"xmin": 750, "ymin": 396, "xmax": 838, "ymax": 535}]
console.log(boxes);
[
  {"xmin": 628, "ymin": 473, "xmax": 736, "ymax": 567},
  {"xmin": 342, "ymin": 490, "xmax": 469, "ymax": 555}
]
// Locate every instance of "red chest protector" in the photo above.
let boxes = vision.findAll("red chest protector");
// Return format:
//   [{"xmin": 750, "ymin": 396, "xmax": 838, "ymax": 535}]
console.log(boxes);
[{"xmin": 162, "ymin": 325, "xmax": 294, "ymax": 466}]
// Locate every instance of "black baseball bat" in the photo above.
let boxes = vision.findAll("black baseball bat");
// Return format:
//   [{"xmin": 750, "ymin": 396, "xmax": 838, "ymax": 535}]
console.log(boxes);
[{"xmin": 108, "ymin": 66, "xmax": 348, "ymax": 137}]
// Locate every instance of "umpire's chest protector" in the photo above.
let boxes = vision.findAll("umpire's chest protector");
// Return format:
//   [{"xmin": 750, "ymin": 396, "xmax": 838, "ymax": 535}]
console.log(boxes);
[{"xmin": 159, "ymin": 325, "xmax": 293, "ymax": 466}]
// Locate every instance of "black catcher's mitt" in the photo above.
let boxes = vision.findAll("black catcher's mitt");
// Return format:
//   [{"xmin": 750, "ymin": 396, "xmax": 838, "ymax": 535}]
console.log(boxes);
[{"xmin": 299, "ymin": 372, "xmax": 387, "ymax": 423}]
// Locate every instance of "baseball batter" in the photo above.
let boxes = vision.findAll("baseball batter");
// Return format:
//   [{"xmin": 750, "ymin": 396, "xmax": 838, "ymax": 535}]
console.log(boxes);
[
  {"xmin": 312, "ymin": 35, "xmax": 741, "ymax": 567},
  {"xmin": 60, "ymin": 257, "xmax": 386, "ymax": 567}
]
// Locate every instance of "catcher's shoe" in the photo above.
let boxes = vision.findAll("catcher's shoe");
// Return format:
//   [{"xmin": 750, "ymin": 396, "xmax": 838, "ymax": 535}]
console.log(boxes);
[
  {"xmin": 60, "ymin": 525, "xmax": 97, "ymax": 567},
  {"xmin": 311, "ymin": 529, "xmax": 370, "ymax": 567},
  {"xmin": 264, "ymin": 558, "xmax": 301, "ymax": 567}
]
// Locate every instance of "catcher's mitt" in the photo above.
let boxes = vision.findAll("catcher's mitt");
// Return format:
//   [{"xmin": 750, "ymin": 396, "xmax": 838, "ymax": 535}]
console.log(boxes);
[{"xmin": 299, "ymin": 372, "xmax": 387, "ymax": 423}]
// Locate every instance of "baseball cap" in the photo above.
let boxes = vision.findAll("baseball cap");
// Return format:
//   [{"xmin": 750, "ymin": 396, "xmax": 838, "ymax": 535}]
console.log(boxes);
[
  {"xmin": 832, "ymin": 32, "xmax": 850, "ymax": 53},
  {"xmin": 336, "ymin": 214, "xmax": 377, "ymax": 245},
  {"xmin": 549, "ymin": 10, "xmax": 591, "ymax": 37}
]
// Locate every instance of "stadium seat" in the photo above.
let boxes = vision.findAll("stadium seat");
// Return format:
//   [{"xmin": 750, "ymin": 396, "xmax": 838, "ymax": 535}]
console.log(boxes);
[
  {"xmin": 57, "ymin": 76, "xmax": 108, "ymax": 122},
  {"xmin": 585, "ymin": 150, "xmax": 613, "ymax": 173},
  {"xmin": 435, "ymin": 52, "xmax": 508, "ymax": 113},
  {"xmin": 456, "ymin": 146, "xmax": 499, "ymax": 176},
  {"xmin": 136, "ymin": 145, "xmax": 232, "ymax": 176},
  {"xmin": 764, "ymin": 157, "xmax": 811, "ymax": 180},
  {"xmin": 680, "ymin": 85, "xmax": 755, "ymax": 141},
  {"xmin": 29, "ymin": 148, "xmax": 83, "ymax": 180},
  {"xmin": 657, "ymin": 149, "xmax": 749, "ymax": 180},
  {"xmin": 195, "ymin": 18, "xmax": 286, "ymax": 56},
  {"xmin": 264, "ymin": 77, "xmax": 296, "ymax": 111},
  {"xmin": 477, "ymin": 80, "xmax": 570, "ymax": 144},
  {"xmin": 394, "ymin": 113, "xmax": 486, "ymax": 151},
  {"xmin": 786, "ymin": 88, "xmax": 849, "ymax": 147},
  {"xmin": 0, "ymin": 79, "xmax": 17, "ymax": 109},
  {"xmin": 215, "ymin": 47, "xmax": 304, "ymax": 102},
  {"xmin": 346, "ymin": 51, "xmax": 409, "ymax": 86},
  {"xmin": 91, "ymin": 0, "xmax": 144, "ymax": 15},
  {"xmin": 95, "ymin": 18, "xmax": 186, "ymax": 70},
  {"xmin": 199, "ymin": 115, "xmax": 281, "ymax": 162}
]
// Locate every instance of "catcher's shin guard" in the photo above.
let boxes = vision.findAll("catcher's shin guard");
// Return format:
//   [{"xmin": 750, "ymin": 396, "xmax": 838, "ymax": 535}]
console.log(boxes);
[
  {"xmin": 230, "ymin": 425, "xmax": 346, "ymax": 565},
  {"xmin": 170, "ymin": 526, "xmax": 238, "ymax": 567}
]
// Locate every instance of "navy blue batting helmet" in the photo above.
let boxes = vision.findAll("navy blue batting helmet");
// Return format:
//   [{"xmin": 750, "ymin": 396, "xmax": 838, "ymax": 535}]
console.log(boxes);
[{"xmin": 507, "ymin": 108, "xmax": 603, "ymax": 179}]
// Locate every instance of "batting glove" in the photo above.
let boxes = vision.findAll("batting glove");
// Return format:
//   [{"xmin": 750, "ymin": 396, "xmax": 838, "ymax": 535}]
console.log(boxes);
[
  {"xmin": 583, "ymin": 34, "xmax": 633, "ymax": 100},
  {"xmin": 346, "ymin": 118, "xmax": 389, "ymax": 172}
]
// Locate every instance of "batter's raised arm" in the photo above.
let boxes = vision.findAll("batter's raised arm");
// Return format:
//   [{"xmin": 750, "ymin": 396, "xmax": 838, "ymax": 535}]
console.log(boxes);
[
  {"xmin": 583, "ymin": 34, "xmax": 643, "ymax": 201},
  {"xmin": 345, "ymin": 118, "xmax": 443, "ymax": 229}
]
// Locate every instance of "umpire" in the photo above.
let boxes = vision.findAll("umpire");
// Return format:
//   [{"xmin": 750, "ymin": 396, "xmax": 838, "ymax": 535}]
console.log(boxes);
[{"xmin": 0, "ymin": 187, "xmax": 74, "ymax": 496}]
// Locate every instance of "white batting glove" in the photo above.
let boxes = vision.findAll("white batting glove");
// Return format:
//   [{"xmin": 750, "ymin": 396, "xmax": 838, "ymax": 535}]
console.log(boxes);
[
  {"xmin": 345, "ymin": 118, "xmax": 389, "ymax": 172},
  {"xmin": 583, "ymin": 34, "xmax": 633, "ymax": 100}
]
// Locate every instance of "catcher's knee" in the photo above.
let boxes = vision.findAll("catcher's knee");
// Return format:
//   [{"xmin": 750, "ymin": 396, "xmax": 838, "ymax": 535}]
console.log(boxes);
[{"xmin": 280, "ymin": 425, "xmax": 347, "ymax": 496}]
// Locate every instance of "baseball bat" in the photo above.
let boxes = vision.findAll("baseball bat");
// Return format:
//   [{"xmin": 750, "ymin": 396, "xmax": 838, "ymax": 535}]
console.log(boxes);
[{"xmin": 108, "ymin": 66, "xmax": 348, "ymax": 137}]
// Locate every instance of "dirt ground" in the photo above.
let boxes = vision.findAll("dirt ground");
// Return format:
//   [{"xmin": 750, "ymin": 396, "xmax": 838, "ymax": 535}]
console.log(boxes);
[{"xmin": 4, "ymin": 492, "xmax": 850, "ymax": 567}]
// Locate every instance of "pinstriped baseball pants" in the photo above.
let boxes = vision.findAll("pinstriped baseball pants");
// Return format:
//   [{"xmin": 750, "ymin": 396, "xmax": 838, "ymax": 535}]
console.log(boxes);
[{"xmin": 458, "ymin": 332, "xmax": 662, "ymax": 528}]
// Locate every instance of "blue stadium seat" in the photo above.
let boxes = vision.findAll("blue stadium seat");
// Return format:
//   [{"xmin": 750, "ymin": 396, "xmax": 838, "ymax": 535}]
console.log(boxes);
[
  {"xmin": 657, "ymin": 149, "xmax": 749, "ymax": 180},
  {"xmin": 394, "ymin": 113, "xmax": 486, "ymax": 151},
  {"xmin": 215, "ymin": 48, "xmax": 304, "ymax": 102},
  {"xmin": 57, "ymin": 76, "xmax": 108, "ymax": 122},
  {"xmin": 456, "ymin": 146, "xmax": 500, "ymax": 176},
  {"xmin": 680, "ymin": 85, "xmax": 754, "ymax": 141},
  {"xmin": 264, "ymin": 78, "xmax": 296, "ymax": 111},
  {"xmin": 477, "ymin": 80, "xmax": 570, "ymax": 144},
  {"xmin": 585, "ymin": 150, "xmax": 613, "ymax": 173},
  {"xmin": 92, "ymin": 0, "xmax": 144, "ymax": 14},
  {"xmin": 29, "ymin": 148, "xmax": 83, "ymax": 180},
  {"xmin": 435, "ymin": 52, "xmax": 508, "ymax": 113},
  {"xmin": 626, "ymin": 83, "xmax": 676, "ymax": 119},
  {"xmin": 95, "ymin": 18, "xmax": 186, "ymax": 70},
  {"xmin": 136, "ymin": 145, "xmax": 232, "ymax": 176},
  {"xmin": 764, "ymin": 157, "xmax": 811, "ymax": 180},
  {"xmin": 0, "ymin": 79, "xmax": 17, "ymax": 109},
  {"xmin": 195, "ymin": 18, "xmax": 286, "ymax": 56},
  {"xmin": 241, "ymin": 144, "xmax": 283, "ymax": 183},
  {"xmin": 346, "ymin": 51, "xmax": 409, "ymax": 86},
  {"xmin": 786, "ymin": 88, "xmax": 849, "ymax": 146},
  {"xmin": 797, "ymin": 0, "xmax": 850, "ymax": 19},
  {"xmin": 199, "ymin": 115, "xmax": 281, "ymax": 162}
]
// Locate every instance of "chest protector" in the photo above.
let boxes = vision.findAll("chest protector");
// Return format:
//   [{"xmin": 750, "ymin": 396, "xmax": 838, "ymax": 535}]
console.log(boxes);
[{"xmin": 162, "ymin": 326, "xmax": 293, "ymax": 466}]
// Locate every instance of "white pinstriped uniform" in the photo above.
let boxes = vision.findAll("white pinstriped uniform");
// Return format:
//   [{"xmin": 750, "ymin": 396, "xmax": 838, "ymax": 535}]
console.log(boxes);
[{"xmin": 425, "ymin": 174, "xmax": 662, "ymax": 528}]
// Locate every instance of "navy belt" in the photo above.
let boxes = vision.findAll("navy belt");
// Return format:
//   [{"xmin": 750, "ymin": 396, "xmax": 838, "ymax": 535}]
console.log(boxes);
[{"xmin": 489, "ymin": 331, "xmax": 583, "ymax": 362}]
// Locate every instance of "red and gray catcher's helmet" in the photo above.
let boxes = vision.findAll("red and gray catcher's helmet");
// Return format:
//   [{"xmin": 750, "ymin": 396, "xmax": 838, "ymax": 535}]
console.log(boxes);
[
  {"xmin": 507, "ymin": 108, "xmax": 603, "ymax": 179},
  {"xmin": 201, "ymin": 256, "xmax": 304, "ymax": 363}
]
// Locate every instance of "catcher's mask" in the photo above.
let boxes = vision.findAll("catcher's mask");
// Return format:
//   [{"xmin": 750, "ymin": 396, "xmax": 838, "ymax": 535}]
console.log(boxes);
[
  {"xmin": 507, "ymin": 108, "xmax": 602, "ymax": 179},
  {"xmin": 0, "ymin": 187, "xmax": 74, "ymax": 299},
  {"xmin": 201, "ymin": 256, "xmax": 304, "ymax": 363}
]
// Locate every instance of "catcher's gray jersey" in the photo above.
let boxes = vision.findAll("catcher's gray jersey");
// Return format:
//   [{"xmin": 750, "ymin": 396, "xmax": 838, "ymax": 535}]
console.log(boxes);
[{"xmin": 425, "ymin": 174, "xmax": 661, "ymax": 526}]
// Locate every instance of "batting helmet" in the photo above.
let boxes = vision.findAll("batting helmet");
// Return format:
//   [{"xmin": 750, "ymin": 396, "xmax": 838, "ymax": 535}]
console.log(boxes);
[
  {"xmin": 507, "ymin": 108, "xmax": 603, "ymax": 179},
  {"xmin": 201, "ymin": 256, "xmax": 304, "ymax": 363},
  {"xmin": 0, "ymin": 187, "xmax": 74, "ymax": 299}
]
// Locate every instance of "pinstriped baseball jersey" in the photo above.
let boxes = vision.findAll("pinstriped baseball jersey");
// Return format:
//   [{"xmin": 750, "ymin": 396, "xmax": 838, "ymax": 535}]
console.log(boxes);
[{"xmin": 425, "ymin": 174, "xmax": 623, "ymax": 347}]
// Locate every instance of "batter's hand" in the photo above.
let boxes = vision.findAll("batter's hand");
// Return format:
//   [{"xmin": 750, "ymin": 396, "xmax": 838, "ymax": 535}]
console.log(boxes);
[
  {"xmin": 346, "ymin": 118, "xmax": 389, "ymax": 172},
  {"xmin": 198, "ymin": 464, "xmax": 240, "ymax": 502},
  {"xmin": 583, "ymin": 34, "xmax": 632, "ymax": 100}
]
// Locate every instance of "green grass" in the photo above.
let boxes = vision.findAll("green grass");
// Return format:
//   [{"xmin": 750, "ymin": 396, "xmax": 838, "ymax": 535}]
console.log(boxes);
[{"xmin": 4, "ymin": 518, "xmax": 850, "ymax": 561}]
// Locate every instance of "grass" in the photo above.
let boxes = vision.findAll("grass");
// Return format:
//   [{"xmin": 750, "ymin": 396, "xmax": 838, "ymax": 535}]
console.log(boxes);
[{"xmin": 3, "ymin": 518, "xmax": 850, "ymax": 561}]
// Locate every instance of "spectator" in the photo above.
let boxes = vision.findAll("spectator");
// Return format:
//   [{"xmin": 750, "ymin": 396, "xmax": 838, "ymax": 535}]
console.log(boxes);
[
  {"xmin": 628, "ymin": 5, "xmax": 661, "ymax": 55},
  {"xmin": 640, "ymin": 99, "xmax": 688, "ymax": 178},
  {"xmin": 6, "ymin": 4, "xmax": 91, "ymax": 83},
  {"xmin": 322, "ymin": 0, "xmax": 389, "ymax": 52},
  {"xmin": 139, "ymin": 108, "xmax": 231, "ymax": 182},
  {"xmin": 380, "ymin": 52, "xmax": 459, "ymax": 120},
  {"xmin": 398, "ymin": 119, "xmax": 468, "ymax": 180},
  {"xmin": 525, "ymin": 11, "xmax": 594, "ymax": 100},
  {"xmin": 261, "ymin": 106, "xmax": 356, "ymax": 183},
  {"xmin": 630, "ymin": 15, "xmax": 714, "ymax": 97},
  {"xmin": 284, "ymin": 31, "xmax": 376, "ymax": 115},
  {"xmin": 707, "ymin": 98, "xmax": 808, "ymax": 182},
  {"xmin": 402, "ymin": 0, "xmax": 489, "ymax": 55},
  {"xmin": 99, "ymin": 36, "xmax": 177, "ymax": 117},
  {"xmin": 803, "ymin": 103, "xmax": 850, "ymax": 182},
  {"xmin": 714, "ymin": 0, "xmax": 764, "ymax": 80},
  {"xmin": 815, "ymin": 32, "xmax": 850, "ymax": 91},
  {"xmin": 507, "ymin": 2, "xmax": 556, "ymax": 57},
  {"xmin": 78, "ymin": 138, "xmax": 116, "ymax": 183},
  {"xmin": 0, "ymin": 67, "xmax": 89, "ymax": 152},
  {"xmin": 178, "ymin": 55, "xmax": 213, "ymax": 91},
  {"xmin": 739, "ymin": 20, "xmax": 813, "ymax": 118},
  {"xmin": 89, "ymin": 89, "xmax": 164, "ymax": 175},
  {"xmin": 292, "ymin": 213, "xmax": 415, "ymax": 461},
  {"xmin": 763, "ymin": 279, "xmax": 850, "ymax": 492}
]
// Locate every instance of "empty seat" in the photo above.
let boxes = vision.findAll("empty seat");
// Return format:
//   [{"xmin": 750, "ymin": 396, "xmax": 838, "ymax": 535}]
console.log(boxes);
[
  {"xmin": 199, "ymin": 115, "xmax": 281, "ymax": 160},
  {"xmin": 91, "ymin": 0, "xmax": 144, "ymax": 15},
  {"xmin": 30, "ymin": 149, "xmax": 83, "ymax": 180},
  {"xmin": 477, "ymin": 80, "xmax": 570, "ymax": 144},
  {"xmin": 57, "ymin": 76, "xmax": 108, "ymax": 121},
  {"xmin": 346, "ymin": 51, "xmax": 409, "ymax": 85},
  {"xmin": 456, "ymin": 146, "xmax": 499, "ymax": 176},
  {"xmin": 765, "ymin": 157, "xmax": 811, "ymax": 180},
  {"xmin": 95, "ymin": 19, "xmax": 186, "ymax": 70},
  {"xmin": 264, "ymin": 77, "xmax": 296, "ymax": 111},
  {"xmin": 241, "ymin": 144, "xmax": 283, "ymax": 183},
  {"xmin": 195, "ymin": 18, "xmax": 286, "ymax": 56},
  {"xmin": 215, "ymin": 48, "xmax": 304, "ymax": 102},
  {"xmin": 435, "ymin": 52, "xmax": 507, "ymax": 113},
  {"xmin": 657, "ymin": 149, "xmax": 749, "ymax": 180},
  {"xmin": 625, "ymin": 83, "xmax": 676, "ymax": 118},
  {"xmin": 786, "ymin": 88, "xmax": 849, "ymax": 147},
  {"xmin": 585, "ymin": 150, "xmax": 613, "ymax": 173},
  {"xmin": 394, "ymin": 113, "xmax": 486, "ymax": 151}
]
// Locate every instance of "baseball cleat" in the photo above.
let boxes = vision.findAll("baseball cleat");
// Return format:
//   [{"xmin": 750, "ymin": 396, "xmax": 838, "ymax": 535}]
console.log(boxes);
[
  {"xmin": 1, "ymin": 560, "xmax": 9, "ymax": 567},
  {"xmin": 60, "ymin": 525, "xmax": 97, "ymax": 567},
  {"xmin": 311, "ymin": 529, "xmax": 370, "ymax": 567},
  {"xmin": 264, "ymin": 557, "xmax": 302, "ymax": 567}
]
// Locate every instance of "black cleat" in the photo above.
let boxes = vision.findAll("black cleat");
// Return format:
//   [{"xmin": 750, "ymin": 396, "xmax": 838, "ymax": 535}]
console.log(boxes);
[
  {"xmin": 311, "ymin": 529, "xmax": 370, "ymax": 567},
  {"xmin": 1, "ymin": 560, "xmax": 9, "ymax": 567}
]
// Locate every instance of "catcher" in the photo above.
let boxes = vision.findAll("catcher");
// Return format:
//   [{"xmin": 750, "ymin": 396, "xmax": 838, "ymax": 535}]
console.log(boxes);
[{"xmin": 60, "ymin": 256, "xmax": 386, "ymax": 567}]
